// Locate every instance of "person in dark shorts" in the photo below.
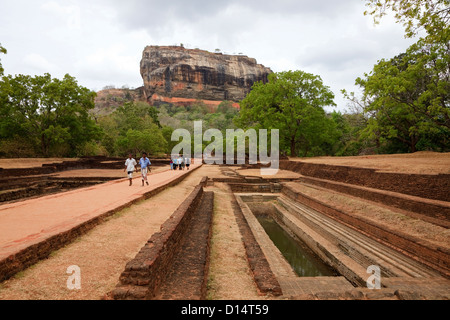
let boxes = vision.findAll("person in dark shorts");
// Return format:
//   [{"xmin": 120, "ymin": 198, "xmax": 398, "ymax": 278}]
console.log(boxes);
[
  {"xmin": 124, "ymin": 153, "xmax": 138, "ymax": 186},
  {"xmin": 185, "ymin": 157, "xmax": 191, "ymax": 170},
  {"xmin": 173, "ymin": 155, "xmax": 178, "ymax": 171}
]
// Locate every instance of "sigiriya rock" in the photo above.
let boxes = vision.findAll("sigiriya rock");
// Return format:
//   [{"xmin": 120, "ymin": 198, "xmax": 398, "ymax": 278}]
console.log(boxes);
[{"xmin": 140, "ymin": 46, "xmax": 273, "ymax": 108}]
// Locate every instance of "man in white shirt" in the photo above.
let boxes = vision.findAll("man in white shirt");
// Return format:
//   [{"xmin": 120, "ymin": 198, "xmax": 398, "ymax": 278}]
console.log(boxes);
[{"xmin": 124, "ymin": 153, "xmax": 138, "ymax": 186}]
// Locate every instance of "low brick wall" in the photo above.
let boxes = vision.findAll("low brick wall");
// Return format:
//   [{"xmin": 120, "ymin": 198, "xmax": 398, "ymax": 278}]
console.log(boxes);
[
  {"xmin": 0, "ymin": 166, "xmax": 201, "ymax": 283},
  {"xmin": 0, "ymin": 177, "xmax": 117, "ymax": 203},
  {"xmin": 229, "ymin": 183, "xmax": 282, "ymax": 193},
  {"xmin": 111, "ymin": 180, "xmax": 208, "ymax": 300},
  {"xmin": 155, "ymin": 191, "xmax": 214, "ymax": 300},
  {"xmin": 231, "ymin": 194, "xmax": 283, "ymax": 296},
  {"xmin": 213, "ymin": 177, "xmax": 297, "ymax": 184},
  {"xmin": 297, "ymin": 176, "xmax": 450, "ymax": 228},
  {"xmin": 281, "ymin": 185, "xmax": 450, "ymax": 278},
  {"xmin": 279, "ymin": 160, "xmax": 450, "ymax": 202},
  {"xmin": 0, "ymin": 166, "xmax": 57, "ymax": 177}
]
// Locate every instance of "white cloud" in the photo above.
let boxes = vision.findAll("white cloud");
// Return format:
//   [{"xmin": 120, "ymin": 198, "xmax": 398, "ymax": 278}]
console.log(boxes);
[
  {"xmin": 23, "ymin": 53, "xmax": 59, "ymax": 74},
  {"xmin": 41, "ymin": 1, "xmax": 81, "ymax": 30},
  {"xmin": 78, "ymin": 44, "xmax": 140, "ymax": 85}
]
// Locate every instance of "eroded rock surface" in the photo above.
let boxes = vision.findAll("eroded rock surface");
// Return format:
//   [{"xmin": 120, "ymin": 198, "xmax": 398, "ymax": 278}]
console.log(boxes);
[{"xmin": 140, "ymin": 46, "xmax": 272, "ymax": 106}]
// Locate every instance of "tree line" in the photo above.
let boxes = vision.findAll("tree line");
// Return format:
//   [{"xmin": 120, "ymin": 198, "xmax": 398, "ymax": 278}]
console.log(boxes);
[{"xmin": 1, "ymin": 0, "xmax": 448, "ymax": 158}]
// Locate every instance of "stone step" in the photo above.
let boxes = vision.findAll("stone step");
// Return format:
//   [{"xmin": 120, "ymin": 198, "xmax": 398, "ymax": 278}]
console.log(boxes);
[
  {"xmin": 275, "ymin": 196, "xmax": 440, "ymax": 279},
  {"xmin": 295, "ymin": 176, "xmax": 450, "ymax": 228},
  {"xmin": 284, "ymin": 201, "xmax": 436, "ymax": 278}
]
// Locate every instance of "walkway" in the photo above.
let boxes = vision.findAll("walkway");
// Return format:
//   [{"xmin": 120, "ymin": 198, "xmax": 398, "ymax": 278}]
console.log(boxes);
[{"xmin": 0, "ymin": 163, "xmax": 201, "ymax": 265}]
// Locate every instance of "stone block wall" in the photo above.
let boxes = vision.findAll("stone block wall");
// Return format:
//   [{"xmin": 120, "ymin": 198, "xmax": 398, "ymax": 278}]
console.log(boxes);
[
  {"xmin": 279, "ymin": 160, "xmax": 450, "ymax": 202},
  {"xmin": 111, "ymin": 180, "xmax": 208, "ymax": 300},
  {"xmin": 229, "ymin": 183, "xmax": 282, "ymax": 193}
]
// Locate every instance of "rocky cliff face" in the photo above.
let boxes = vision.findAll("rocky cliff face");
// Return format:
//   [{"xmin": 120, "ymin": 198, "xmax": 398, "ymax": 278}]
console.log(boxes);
[{"xmin": 140, "ymin": 46, "xmax": 272, "ymax": 107}]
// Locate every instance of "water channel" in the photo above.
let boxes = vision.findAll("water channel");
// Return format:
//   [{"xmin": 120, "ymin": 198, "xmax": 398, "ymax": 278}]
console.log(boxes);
[{"xmin": 257, "ymin": 215, "xmax": 337, "ymax": 277}]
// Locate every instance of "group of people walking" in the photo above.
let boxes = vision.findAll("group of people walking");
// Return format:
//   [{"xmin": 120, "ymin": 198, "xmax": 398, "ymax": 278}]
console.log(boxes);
[
  {"xmin": 124, "ymin": 153, "xmax": 193, "ymax": 187},
  {"xmin": 170, "ymin": 155, "xmax": 191, "ymax": 171},
  {"xmin": 124, "ymin": 152, "xmax": 151, "ymax": 187}
]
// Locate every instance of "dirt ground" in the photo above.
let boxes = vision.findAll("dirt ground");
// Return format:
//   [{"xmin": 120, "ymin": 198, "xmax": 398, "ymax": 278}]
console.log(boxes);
[
  {"xmin": 290, "ymin": 152, "xmax": 450, "ymax": 175},
  {"xmin": 0, "ymin": 158, "xmax": 80, "ymax": 169}
]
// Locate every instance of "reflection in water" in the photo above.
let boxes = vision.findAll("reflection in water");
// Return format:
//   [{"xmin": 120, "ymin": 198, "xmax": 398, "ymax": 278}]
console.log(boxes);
[{"xmin": 257, "ymin": 215, "xmax": 336, "ymax": 277}]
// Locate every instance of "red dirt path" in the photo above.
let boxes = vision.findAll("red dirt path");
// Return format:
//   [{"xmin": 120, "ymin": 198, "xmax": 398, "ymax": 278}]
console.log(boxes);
[{"xmin": 0, "ymin": 163, "xmax": 201, "ymax": 262}]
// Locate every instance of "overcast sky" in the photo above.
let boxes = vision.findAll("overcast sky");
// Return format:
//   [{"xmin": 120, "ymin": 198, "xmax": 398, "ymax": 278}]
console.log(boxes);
[{"xmin": 0, "ymin": 0, "xmax": 420, "ymax": 111}]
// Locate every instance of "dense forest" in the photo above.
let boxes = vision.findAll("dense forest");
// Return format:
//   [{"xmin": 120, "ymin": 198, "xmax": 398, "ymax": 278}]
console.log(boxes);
[{"xmin": 0, "ymin": 0, "xmax": 448, "ymax": 159}]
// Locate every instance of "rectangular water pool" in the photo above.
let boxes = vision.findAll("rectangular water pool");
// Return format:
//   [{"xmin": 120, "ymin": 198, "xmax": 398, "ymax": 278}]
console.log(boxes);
[{"xmin": 257, "ymin": 215, "xmax": 337, "ymax": 277}]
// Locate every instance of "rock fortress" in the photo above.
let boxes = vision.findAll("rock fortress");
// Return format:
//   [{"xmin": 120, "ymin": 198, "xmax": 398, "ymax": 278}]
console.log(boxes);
[{"xmin": 140, "ymin": 45, "xmax": 272, "ymax": 109}]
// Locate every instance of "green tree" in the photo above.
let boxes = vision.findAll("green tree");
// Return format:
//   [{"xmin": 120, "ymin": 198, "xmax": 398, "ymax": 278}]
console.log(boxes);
[
  {"xmin": 113, "ymin": 101, "xmax": 161, "ymax": 133},
  {"xmin": 97, "ymin": 101, "xmax": 167, "ymax": 156},
  {"xmin": 236, "ymin": 70, "xmax": 336, "ymax": 157},
  {"xmin": 116, "ymin": 126, "xmax": 167, "ymax": 157},
  {"xmin": 218, "ymin": 100, "xmax": 239, "ymax": 117},
  {"xmin": 0, "ymin": 44, "xmax": 6, "ymax": 76},
  {"xmin": 331, "ymin": 111, "xmax": 369, "ymax": 156},
  {"xmin": 161, "ymin": 126, "xmax": 177, "ymax": 154},
  {"xmin": 350, "ymin": 39, "xmax": 450, "ymax": 153},
  {"xmin": 97, "ymin": 115, "xmax": 119, "ymax": 156},
  {"xmin": 0, "ymin": 73, "xmax": 101, "ymax": 156},
  {"xmin": 299, "ymin": 110, "xmax": 340, "ymax": 157},
  {"xmin": 364, "ymin": 0, "xmax": 450, "ymax": 41}
]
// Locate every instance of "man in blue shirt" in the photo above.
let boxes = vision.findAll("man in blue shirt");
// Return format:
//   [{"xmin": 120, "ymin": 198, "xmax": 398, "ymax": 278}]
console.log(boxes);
[{"xmin": 139, "ymin": 152, "xmax": 152, "ymax": 186}]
